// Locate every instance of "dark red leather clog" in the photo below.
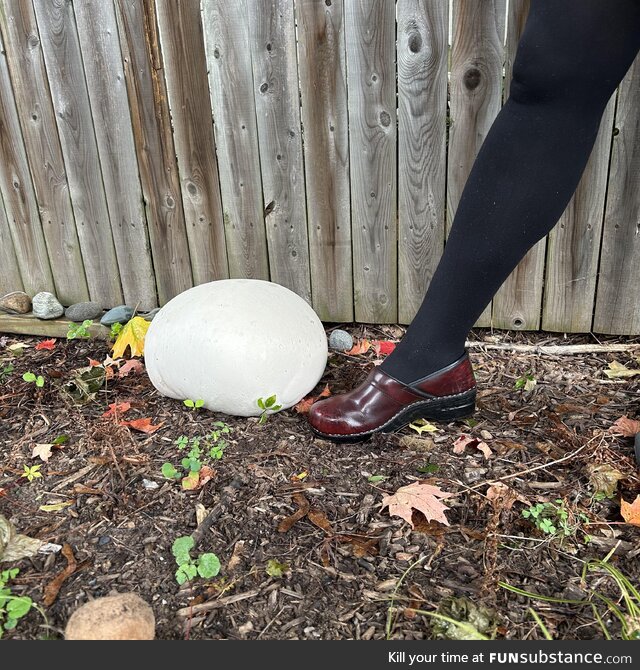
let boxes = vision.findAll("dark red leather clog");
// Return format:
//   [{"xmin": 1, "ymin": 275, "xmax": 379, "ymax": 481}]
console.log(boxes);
[{"xmin": 307, "ymin": 350, "xmax": 477, "ymax": 443}]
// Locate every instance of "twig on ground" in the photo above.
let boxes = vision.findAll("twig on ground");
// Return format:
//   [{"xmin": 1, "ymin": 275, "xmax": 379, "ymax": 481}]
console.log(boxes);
[{"xmin": 465, "ymin": 341, "xmax": 640, "ymax": 355}]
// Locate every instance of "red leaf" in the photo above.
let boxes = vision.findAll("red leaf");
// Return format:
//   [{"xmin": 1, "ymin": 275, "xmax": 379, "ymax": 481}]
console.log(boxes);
[
  {"xmin": 293, "ymin": 383, "xmax": 332, "ymax": 414},
  {"xmin": 88, "ymin": 358, "xmax": 102, "ymax": 367},
  {"xmin": 609, "ymin": 416, "xmax": 640, "ymax": 438},
  {"xmin": 35, "ymin": 338, "xmax": 56, "ymax": 351},
  {"xmin": 373, "ymin": 340, "xmax": 396, "ymax": 356},
  {"xmin": 345, "ymin": 339, "xmax": 371, "ymax": 356},
  {"xmin": 119, "ymin": 417, "xmax": 164, "ymax": 433},
  {"xmin": 102, "ymin": 401, "xmax": 132, "ymax": 418},
  {"xmin": 118, "ymin": 359, "xmax": 144, "ymax": 377}
]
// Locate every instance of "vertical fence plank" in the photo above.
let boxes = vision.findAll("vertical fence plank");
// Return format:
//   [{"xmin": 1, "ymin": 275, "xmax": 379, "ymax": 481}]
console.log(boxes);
[
  {"xmin": 593, "ymin": 58, "xmax": 640, "ymax": 335},
  {"xmin": 114, "ymin": 0, "xmax": 193, "ymax": 305},
  {"xmin": 0, "ymin": 0, "xmax": 88, "ymax": 305},
  {"xmin": 296, "ymin": 0, "xmax": 352, "ymax": 322},
  {"xmin": 448, "ymin": 0, "xmax": 505, "ymax": 329},
  {"xmin": 0, "ymin": 191, "xmax": 22, "ymax": 294},
  {"xmin": 34, "ymin": 0, "xmax": 123, "ymax": 308},
  {"xmin": 0, "ymin": 25, "xmax": 53, "ymax": 296},
  {"xmin": 73, "ymin": 0, "xmax": 157, "ymax": 310},
  {"xmin": 491, "ymin": 0, "xmax": 546, "ymax": 331},
  {"xmin": 397, "ymin": 0, "xmax": 448, "ymax": 325},
  {"xmin": 345, "ymin": 0, "xmax": 397, "ymax": 323},
  {"xmin": 249, "ymin": 0, "xmax": 311, "ymax": 303},
  {"xmin": 155, "ymin": 0, "xmax": 228, "ymax": 286},
  {"xmin": 201, "ymin": 0, "xmax": 269, "ymax": 281}
]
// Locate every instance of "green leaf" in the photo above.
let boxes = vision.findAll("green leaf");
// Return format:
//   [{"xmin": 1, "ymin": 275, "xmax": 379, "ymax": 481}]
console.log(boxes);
[
  {"xmin": 53, "ymin": 434, "xmax": 69, "ymax": 445},
  {"xmin": 197, "ymin": 553, "xmax": 221, "ymax": 579},
  {"xmin": 265, "ymin": 395, "xmax": 277, "ymax": 408},
  {"xmin": 266, "ymin": 559, "xmax": 288, "ymax": 578},
  {"xmin": 195, "ymin": 399, "xmax": 204, "ymax": 408},
  {"xmin": 184, "ymin": 399, "xmax": 194, "ymax": 408},
  {"xmin": 367, "ymin": 475, "xmax": 387, "ymax": 483},
  {"xmin": 162, "ymin": 462, "xmax": 179, "ymax": 479},
  {"xmin": 171, "ymin": 536, "xmax": 194, "ymax": 565},
  {"xmin": 175, "ymin": 564, "xmax": 196, "ymax": 585},
  {"xmin": 181, "ymin": 457, "xmax": 192, "ymax": 469},
  {"xmin": 416, "ymin": 463, "xmax": 439, "ymax": 474},
  {"xmin": 6, "ymin": 596, "xmax": 32, "ymax": 619},
  {"xmin": 22, "ymin": 372, "xmax": 35, "ymax": 382},
  {"xmin": 257, "ymin": 398, "xmax": 265, "ymax": 409}
]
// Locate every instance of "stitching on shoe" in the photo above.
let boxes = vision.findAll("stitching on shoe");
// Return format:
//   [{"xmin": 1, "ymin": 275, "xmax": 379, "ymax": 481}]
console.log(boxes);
[{"xmin": 311, "ymin": 387, "xmax": 476, "ymax": 438}]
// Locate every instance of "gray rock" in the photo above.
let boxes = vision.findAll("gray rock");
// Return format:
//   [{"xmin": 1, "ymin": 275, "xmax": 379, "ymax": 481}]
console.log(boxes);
[
  {"xmin": 32, "ymin": 292, "xmax": 64, "ymax": 320},
  {"xmin": 140, "ymin": 307, "xmax": 162, "ymax": 321},
  {"xmin": 65, "ymin": 301, "xmax": 103, "ymax": 322},
  {"xmin": 0, "ymin": 291, "xmax": 31, "ymax": 314},
  {"xmin": 328, "ymin": 329, "xmax": 353, "ymax": 351},
  {"xmin": 100, "ymin": 305, "xmax": 134, "ymax": 326}
]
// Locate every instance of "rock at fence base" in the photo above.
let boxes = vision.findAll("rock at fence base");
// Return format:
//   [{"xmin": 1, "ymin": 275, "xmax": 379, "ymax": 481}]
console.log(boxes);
[
  {"xmin": 65, "ymin": 301, "xmax": 103, "ymax": 322},
  {"xmin": 329, "ymin": 329, "xmax": 353, "ymax": 351},
  {"xmin": 100, "ymin": 305, "xmax": 134, "ymax": 326},
  {"xmin": 0, "ymin": 291, "xmax": 31, "ymax": 314},
  {"xmin": 32, "ymin": 292, "xmax": 64, "ymax": 320},
  {"xmin": 64, "ymin": 592, "xmax": 155, "ymax": 640},
  {"xmin": 140, "ymin": 307, "xmax": 162, "ymax": 321}
]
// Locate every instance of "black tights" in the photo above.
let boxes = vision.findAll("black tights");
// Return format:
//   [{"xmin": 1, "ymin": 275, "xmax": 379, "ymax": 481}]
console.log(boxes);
[{"xmin": 380, "ymin": 0, "xmax": 640, "ymax": 384}]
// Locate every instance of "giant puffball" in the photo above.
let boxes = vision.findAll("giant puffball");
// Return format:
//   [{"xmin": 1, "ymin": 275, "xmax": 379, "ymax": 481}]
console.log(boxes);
[{"xmin": 144, "ymin": 279, "xmax": 328, "ymax": 417}]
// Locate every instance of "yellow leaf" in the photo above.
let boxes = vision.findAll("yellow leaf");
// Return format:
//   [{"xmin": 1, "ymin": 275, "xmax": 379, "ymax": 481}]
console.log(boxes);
[
  {"xmin": 40, "ymin": 501, "xmax": 75, "ymax": 513},
  {"xmin": 409, "ymin": 419, "xmax": 440, "ymax": 435},
  {"xmin": 295, "ymin": 471, "xmax": 308, "ymax": 480},
  {"xmin": 603, "ymin": 361, "xmax": 640, "ymax": 379},
  {"xmin": 111, "ymin": 316, "xmax": 150, "ymax": 359}
]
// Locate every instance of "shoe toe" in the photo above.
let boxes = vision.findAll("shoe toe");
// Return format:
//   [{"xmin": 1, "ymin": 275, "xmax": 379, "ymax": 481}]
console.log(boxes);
[{"xmin": 307, "ymin": 397, "xmax": 351, "ymax": 435}]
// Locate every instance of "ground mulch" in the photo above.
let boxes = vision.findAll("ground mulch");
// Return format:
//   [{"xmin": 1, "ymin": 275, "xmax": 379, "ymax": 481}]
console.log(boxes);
[{"xmin": 1, "ymin": 325, "xmax": 639, "ymax": 640}]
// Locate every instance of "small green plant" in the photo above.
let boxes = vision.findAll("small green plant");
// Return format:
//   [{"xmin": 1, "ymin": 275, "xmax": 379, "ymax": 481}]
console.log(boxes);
[
  {"xmin": 67, "ymin": 319, "xmax": 93, "ymax": 340},
  {"xmin": 183, "ymin": 398, "xmax": 204, "ymax": 410},
  {"xmin": 0, "ymin": 363, "xmax": 14, "ymax": 384},
  {"xmin": 256, "ymin": 394, "xmax": 282, "ymax": 424},
  {"xmin": 521, "ymin": 499, "xmax": 587, "ymax": 539},
  {"xmin": 171, "ymin": 536, "xmax": 220, "ymax": 585},
  {"xmin": 22, "ymin": 371, "xmax": 44, "ymax": 388},
  {"xmin": 161, "ymin": 422, "xmax": 231, "ymax": 487},
  {"xmin": 21, "ymin": 464, "xmax": 43, "ymax": 482},
  {"xmin": 0, "ymin": 569, "xmax": 34, "ymax": 638},
  {"xmin": 515, "ymin": 371, "xmax": 536, "ymax": 391},
  {"xmin": 109, "ymin": 322, "xmax": 123, "ymax": 340},
  {"xmin": 266, "ymin": 559, "xmax": 288, "ymax": 578}
]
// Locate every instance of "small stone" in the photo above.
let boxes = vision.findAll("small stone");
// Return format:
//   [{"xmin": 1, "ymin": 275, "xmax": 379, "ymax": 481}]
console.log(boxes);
[
  {"xmin": 142, "ymin": 479, "xmax": 159, "ymax": 490},
  {"xmin": 0, "ymin": 291, "xmax": 31, "ymax": 314},
  {"xmin": 328, "ymin": 329, "xmax": 353, "ymax": 351},
  {"xmin": 100, "ymin": 305, "xmax": 134, "ymax": 326},
  {"xmin": 64, "ymin": 592, "xmax": 155, "ymax": 640},
  {"xmin": 65, "ymin": 301, "xmax": 103, "ymax": 322},
  {"xmin": 98, "ymin": 535, "xmax": 111, "ymax": 546},
  {"xmin": 463, "ymin": 467, "xmax": 487, "ymax": 484},
  {"xmin": 32, "ymin": 292, "xmax": 64, "ymax": 319},
  {"xmin": 140, "ymin": 307, "xmax": 162, "ymax": 321},
  {"xmin": 480, "ymin": 429, "xmax": 493, "ymax": 440}
]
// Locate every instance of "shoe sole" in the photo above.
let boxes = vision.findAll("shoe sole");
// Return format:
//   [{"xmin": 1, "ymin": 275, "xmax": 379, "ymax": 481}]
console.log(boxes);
[{"xmin": 308, "ymin": 387, "xmax": 477, "ymax": 444}]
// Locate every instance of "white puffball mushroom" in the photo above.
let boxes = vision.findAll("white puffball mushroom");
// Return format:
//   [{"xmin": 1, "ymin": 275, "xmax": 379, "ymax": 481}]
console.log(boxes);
[
  {"xmin": 144, "ymin": 279, "xmax": 328, "ymax": 417},
  {"xmin": 64, "ymin": 593, "xmax": 155, "ymax": 640}
]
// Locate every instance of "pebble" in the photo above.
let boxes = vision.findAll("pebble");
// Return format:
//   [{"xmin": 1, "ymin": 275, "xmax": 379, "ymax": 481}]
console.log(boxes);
[
  {"xmin": 0, "ymin": 290, "xmax": 31, "ymax": 314},
  {"xmin": 140, "ymin": 307, "xmax": 162, "ymax": 321},
  {"xmin": 100, "ymin": 304, "xmax": 134, "ymax": 326},
  {"xmin": 328, "ymin": 329, "xmax": 353, "ymax": 351},
  {"xmin": 32, "ymin": 291, "xmax": 64, "ymax": 319},
  {"xmin": 463, "ymin": 467, "xmax": 488, "ymax": 484},
  {"xmin": 65, "ymin": 301, "xmax": 103, "ymax": 322},
  {"xmin": 142, "ymin": 479, "xmax": 159, "ymax": 490}
]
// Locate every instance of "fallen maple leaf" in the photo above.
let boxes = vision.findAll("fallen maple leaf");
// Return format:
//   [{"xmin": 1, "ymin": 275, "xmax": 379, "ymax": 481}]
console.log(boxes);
[
  {"xmin": 609, "ymin": 416, "xmax": 640, "ymax": 438},
  {"xmin": 294, "ymin": 383, "xmax": 331, "ymax": 413},
  {"xmin": 373, "ymin": 340, "xmax": 396, "ymax": 356},
  {"xmin": 119, "ymin": 417, "xmax": 164, "ymax": 433},
  {"xmin": 620, "ymin": 495, "xmax": 640, "ymax": 526},
  {"xmin": 345, "ymin": 339, "xmax": 371, "ymax": 356},
  {"xmin": 102, "ymin": 401, "xmax": 132, "ymax": 418},
  {"xmin": 111, "ymin": 316, "xmax": 149, "ymax": 359},
  {"xmin": 32, "ymin": 443, "xmax": 53, "ymax": 462},
  {"xmin": 118, "ymin": 359, "xmax": 144, "ymax": 377},
  {"xmin": 35, "ymin": 338, "xmax": 56, "ymax": 351},
  {"xmin": 453, "ymin": 434, "xmax": 493, "ymax": 459},
  {"xmin": 380, "ymin": 481, "xmax": 452, "ymax": 527}
]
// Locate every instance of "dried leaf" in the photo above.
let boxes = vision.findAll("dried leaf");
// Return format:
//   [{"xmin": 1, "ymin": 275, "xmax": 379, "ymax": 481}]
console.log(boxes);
[
  {"xmin": 587, "ymin": 464, "xmax": 624, "ymax": 498},
  {"xmin": 118, "ymin": 359, "xmax": 144, "ymax": 377},
  {"xmin": 453, "ymin": 434, "xmax": 493, "ymax": 459},
  {"xmin": 102, "ymin": 401, "xmax": 132, "ymax": 418},
  {"xmin": 609, "ymin": 416, "xmax": 640, "ymax": 438},
  {"xmin": 307, "ymin": 508, "xmax": 333, "ymax": 534},
  {"xmin": 380, "ymin": 481, "xmax": 452, "ymax": 527},
  {"xmin": 32, "ymin": 443, "xmax": 53, "ymax": 463},
  {"xmin": 345, "ymin": 339, "xmax": 371, "ymax": 356},
  {"xmin": 372, "ymin": 340, "xmax": 396, "ymax": 356},
  {"xmin": 603, "ymin": 361, "xmax": 640, "ymax": 379},
  {"xmin": 35, "ymin": 338, "xmax": 56, "ymax": 351},
  {"xmin": 119, "ymin": 417, "xmax": 164, "ymax": 433},
  {"xmin": 43, "ymin": 543, "xmax": 77, "ymax": 607},
  {"xmin": 620, "ymin": 495, "xmax": 640, "ymax": 526},
  {"xmin": 111, "ymin": 316, "xmax": 149, "ymax": 359},
  {"xmin": 293, "ymin": 384, "xmax": 331, "ymax": 414},
  {"xmin": 486, "ymin": 483, "xmax": 529, "ymax": 511},
  {"xmin": 0, "ymin": 514, "xmax": 44, "ymax": 562},
  {"xmin": 40, "ymin": 500, "xmax": 75, "ymax": 513},
  {"xmin": 278, "ymin": 493, "xmax": 310, "ymax": 532}
]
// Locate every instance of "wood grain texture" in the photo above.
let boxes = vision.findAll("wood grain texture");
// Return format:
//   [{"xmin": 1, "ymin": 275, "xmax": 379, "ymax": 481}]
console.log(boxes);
[
  {"xmin": 397, "ymin": 0, "xmax": 448, "ymax": 325},
  {"xmin": 0, "ymin": 189, "xmax": 22, "ymax": 294},
  {"xmin": 155, "ymin": 0, "xmax": 229, "ymax": 286},
  {"xmin": 201, "ymin": 0, "xmax": 269, "ymax": 280},
  {"xmin": 542, "ymin": 96, "xmax": 616, "ymax": 333},
  {"xmin": 73, "ymin": 0, "xmax": 157, "ymax": 310},
  {"xmin": 33, "ymin": 0, "xmax": 123, "ymax": 308},
  {"xmin": 0, "ymin": 312, "xmax": 109, "ymax": 339},
  {"xmin": 295, "ymin": 0, "xmax": 352, "ymax": 322},
  {"xmin": 114, "ymin": 0, "xmax": 193, "ymax": 305},
  {"xmin": 249, "ymin": 0, "xmax": 311, "ymax": 303},
  {"xmin": 0, "ymin": 22, "xmax": 54, "ymax": 296},
  {"xmin": 0, "ymin": 0, "xmax": 89, "ymax": 305},
  {"xmin": 448, "ymin": 0, "xmax": 505, "ymax": 329},
  {"xmin": 345, "ymin": 0, "xmax": 397, "ymax": 323},
  {"xmin": 593, "ymin": 56, "xmax": 640, "ymax": 335}
]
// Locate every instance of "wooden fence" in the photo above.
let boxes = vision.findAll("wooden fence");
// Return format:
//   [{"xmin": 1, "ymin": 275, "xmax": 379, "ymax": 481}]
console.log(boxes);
[{"xmin": 0, "ymin": 0, "xmax": 639, "ymax": 334}]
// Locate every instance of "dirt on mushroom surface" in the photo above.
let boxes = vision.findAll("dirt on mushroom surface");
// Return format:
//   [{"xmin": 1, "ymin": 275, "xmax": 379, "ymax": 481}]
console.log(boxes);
[{"xmin": 1, "ymin": 326, "xmax": 639, "ymax": 640}]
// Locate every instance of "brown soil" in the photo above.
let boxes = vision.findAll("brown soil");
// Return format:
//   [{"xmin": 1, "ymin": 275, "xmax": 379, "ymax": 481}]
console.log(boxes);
[{"xmin": 1, "ymin": 325, "xmax": 639, "ymax": 640}]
